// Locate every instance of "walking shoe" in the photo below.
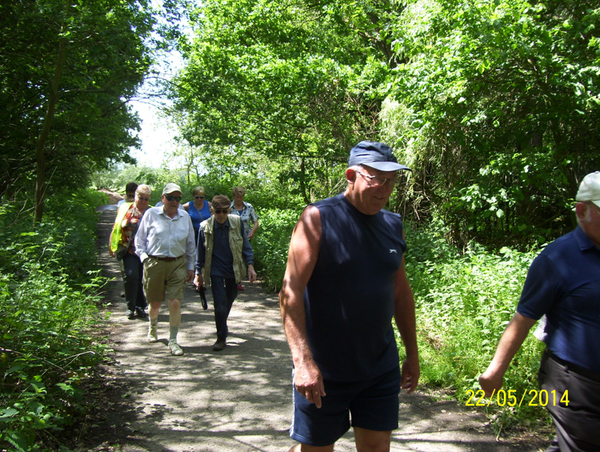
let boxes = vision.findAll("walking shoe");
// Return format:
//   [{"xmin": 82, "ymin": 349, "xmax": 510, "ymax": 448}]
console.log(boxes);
[
  {"xmin": 147, "ymin": 326, "xmax": 158, "ymax": 343},
  {"xmin": 169, "ymin": 340, "xmax": 184, "ymax": 356},
  {"xmin": 126, "ymin": 309, "xmax": 136, "ymax": 319},
  {"xmin": 136, "ymin": 308, "xmax": 148, "ymax": 318},
  {"xmin": 212, "ymin": 338, "xmax": 226, "ymax": 351},
  {"xmin": 237, "ymin": 283, "xmax": 245, "ymax": 290}
]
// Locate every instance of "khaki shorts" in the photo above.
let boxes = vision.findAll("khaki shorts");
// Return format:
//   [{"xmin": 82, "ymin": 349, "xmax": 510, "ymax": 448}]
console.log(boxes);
[{"xmin": 143, "ymin": 256, "xmax": 187, "ymax": 302}]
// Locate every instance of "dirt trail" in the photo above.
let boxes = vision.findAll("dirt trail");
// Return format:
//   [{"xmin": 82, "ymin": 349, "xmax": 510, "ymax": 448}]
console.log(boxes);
[{"xmin": 91, "ymin": 206, "xmax": 543, "ymax": 452}]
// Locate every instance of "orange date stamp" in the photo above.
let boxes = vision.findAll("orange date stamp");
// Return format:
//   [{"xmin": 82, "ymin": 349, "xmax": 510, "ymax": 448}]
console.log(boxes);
[{"xmin": 465, "ymin": 389, "xmax": 569, "ymax": 407}]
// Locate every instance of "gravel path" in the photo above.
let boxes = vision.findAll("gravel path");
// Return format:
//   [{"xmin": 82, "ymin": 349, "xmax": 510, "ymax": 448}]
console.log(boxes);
[{"xmin": 92, "ymin": 206, "xmax": 543, "ymax": 452}]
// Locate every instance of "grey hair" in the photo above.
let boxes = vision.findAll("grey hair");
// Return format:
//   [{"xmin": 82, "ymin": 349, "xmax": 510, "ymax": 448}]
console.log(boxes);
[{"xmin": 136, "ymin": 184, "xmax": 151, "ymax": 195}]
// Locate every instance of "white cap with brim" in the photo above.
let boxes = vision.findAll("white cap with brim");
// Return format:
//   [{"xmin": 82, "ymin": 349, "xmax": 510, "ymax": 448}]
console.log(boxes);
[
  {"xmin": 348, "ymin": 141, "xmax": 411, "ymax": 172},
  {"xmin": 576, "ymin": 171, "xmax": 600, "ymax": 208},
  {"xmin": 162, "ymin": 183, "xmax": 182, "ymax": 196}
]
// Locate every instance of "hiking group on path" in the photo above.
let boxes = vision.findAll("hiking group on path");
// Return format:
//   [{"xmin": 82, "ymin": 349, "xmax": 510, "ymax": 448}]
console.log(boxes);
[{"xmin": 96, "ymin": 204, "xmax": 542, "ymax": 452}]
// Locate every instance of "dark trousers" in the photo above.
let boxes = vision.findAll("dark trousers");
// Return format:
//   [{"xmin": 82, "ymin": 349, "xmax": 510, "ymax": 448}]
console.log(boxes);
[
  {"xmin": 539, "ymin": 349, "xmax": 600, "ymax": 452},
  {"xmin": 210, "ymin": 275, "xmax": 238, "ymax": 340},
  {"xmin": 123, "ymin": 253, "xmax": 146, "ymax": 312}
]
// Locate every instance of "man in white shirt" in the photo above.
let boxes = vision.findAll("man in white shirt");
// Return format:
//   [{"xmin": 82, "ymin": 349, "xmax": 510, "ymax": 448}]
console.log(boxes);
[{"xmin": 135, "ymin": 183, "xmax": 196, "ymax": 356}]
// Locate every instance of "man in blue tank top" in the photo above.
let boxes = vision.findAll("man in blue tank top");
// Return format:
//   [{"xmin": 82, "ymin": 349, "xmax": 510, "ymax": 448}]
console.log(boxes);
[
  {"xmin": 480, "ymin": 171, "xmax": 600, "ymax": 452},
  {"xmin": 279, "ymin": 141, "xmax": 420, "ymax": 452}
]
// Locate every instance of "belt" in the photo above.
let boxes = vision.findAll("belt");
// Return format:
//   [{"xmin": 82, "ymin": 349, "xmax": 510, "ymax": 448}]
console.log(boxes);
[
  {"xmin": 149, "ymin": 255, "xmax": 181, "ymax": 262},
  {"xmin": 546, "ymin": 350, "xmax": 600, "ymax": 383}
]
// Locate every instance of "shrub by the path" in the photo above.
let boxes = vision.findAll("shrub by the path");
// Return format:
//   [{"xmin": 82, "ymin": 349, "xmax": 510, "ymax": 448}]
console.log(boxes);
[{"xmin": 0, "ymin": 190, "xmax": 111, "ymax": 451}]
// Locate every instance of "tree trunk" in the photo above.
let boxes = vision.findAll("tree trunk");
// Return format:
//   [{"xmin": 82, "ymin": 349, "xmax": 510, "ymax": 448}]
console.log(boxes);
[{"xmin": 34, "ymin": 37, "xmax": 67, "ymax": 224}]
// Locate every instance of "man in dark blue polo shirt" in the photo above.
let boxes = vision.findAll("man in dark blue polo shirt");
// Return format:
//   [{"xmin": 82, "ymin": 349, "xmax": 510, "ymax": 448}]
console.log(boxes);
[{"xmin": 480, "ymin": 171, "xmax": 600, "ymax": 452}]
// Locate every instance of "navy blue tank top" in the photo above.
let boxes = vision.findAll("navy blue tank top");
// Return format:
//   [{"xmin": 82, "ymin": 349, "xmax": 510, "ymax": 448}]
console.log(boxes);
[{"xmin": 305, "ymin": 194, "xmax": 406, "ymax": 381}]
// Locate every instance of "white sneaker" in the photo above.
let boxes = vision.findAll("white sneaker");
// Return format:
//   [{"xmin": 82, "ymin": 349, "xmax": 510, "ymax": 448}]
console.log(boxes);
[
  {"xmin": 169, "ymin": 340, "xmax": 183, "ymax": 356},
  {"xmin": 147, "ymin": 326, "xmax": 158, "ymax": 343}
]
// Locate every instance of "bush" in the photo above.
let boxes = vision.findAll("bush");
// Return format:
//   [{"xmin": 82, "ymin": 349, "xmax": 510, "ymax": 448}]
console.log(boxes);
[
  {"xmin": 0, "ymin": 190, "xmax": 109, "ymax": 286},
  {"xmin": 404, "ymin": 223, "xmax": 548, "ymax": 434},
  {"xmin": 0, "ymin": 189, "xmax": 111, "ymax": 451},
  {"xmin": 253, "ymin": 208, "xmax": 302, "ymax": 292}
]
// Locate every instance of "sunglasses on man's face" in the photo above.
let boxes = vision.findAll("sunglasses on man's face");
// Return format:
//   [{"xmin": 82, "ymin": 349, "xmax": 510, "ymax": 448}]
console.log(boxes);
[
  {"xmin": 165, "ymin": 195, "xmax": 182, "ymax": 202},
  {"xmin": 214, "ymin": 209, "xmax": 229, "ymax": 214},
  {"xmin": 137, "ymin": 196, "xmax": 150, "ymax": 201},
  {"xmin": 194, "ymin": 196, "xmax": 205, "ymax": 199}
]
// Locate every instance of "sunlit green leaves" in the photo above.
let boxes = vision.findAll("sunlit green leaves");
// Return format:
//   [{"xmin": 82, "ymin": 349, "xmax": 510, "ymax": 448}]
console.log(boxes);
[
  {"xmin": 404, "ymin": 226, "xmax": 545, "ymax": 431},
  {"xmin": 382, "ymin": 0, "xmax": 600, "ymax": 249},
  {"xmin": 170, "ymin": 0, "xmax": 405, "ymax": 203}
]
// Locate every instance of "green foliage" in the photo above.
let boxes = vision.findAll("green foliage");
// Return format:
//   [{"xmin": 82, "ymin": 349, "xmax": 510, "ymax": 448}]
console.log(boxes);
[
  {"xmin": 91, "ymin": 165, "xmax": 170, "ymax": 193},
  {"xmin": 0, "ymin": 0, "xmax": 188, "ymax": 222},
  {"xmin": 0, "ymin": 270, "xmax": 107, "ymax": 451},
  {"xmin": 404, "ymin": 223, "xmax": 547, "ymax": 433},
  {"xmin": 253, "ymin": 208, "xmax": 302, "ymax": 292},
  {"xmin": 92, "ymin": 151, "xmax": 313, "ymax": 214},
  {"xmin": 166, "ymin": 0, "xmax": 599, "ymax": 251},
  {"xmin": 0, "ymin": 190, "xmax": 107, "ymax": 286},
  {"xmin": 170, "ymin": 0, "xmax": 393, "ymax": 204},
  {"xmin": 165, "ymin": 0, "xmax": 599, "ymax": 249},
  {"xmin": 166, "ymin": 144, "xmax": 321, "ymax": 211},
  {"xmin": 0, "ymin": 189, "xmax": 111, "ymax": 451},
  {"xmin": 384, "ymin": 0, "xmax": 600, "ymax": 249},
  {"xmin": 0, "ymin": 0, "xmax": 153, "ymax": 188}
]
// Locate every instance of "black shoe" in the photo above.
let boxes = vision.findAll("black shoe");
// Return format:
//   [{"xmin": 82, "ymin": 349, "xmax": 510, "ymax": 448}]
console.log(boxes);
[
  {"xmin": 212, "ymin": 338, "xmax": 226, "ymax": 351},
  {"xmin": 136, "ymin": 308, "xmax": 148, "ymax": 318},
  {"xmin": 126, "ymin": 309, "xmax": 136, "ymax": 320}
]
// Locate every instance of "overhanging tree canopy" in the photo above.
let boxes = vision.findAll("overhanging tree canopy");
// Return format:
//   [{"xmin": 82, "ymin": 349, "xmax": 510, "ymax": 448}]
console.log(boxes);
[
  {"xmin": 383, "ymin": 0, "xmax": 600, "ymax": 246},
  {"xmin": 0, "ymin": 0, "xmax": 183, "ymax": 222},
  {"xmin": 170, "ymin": 0, "xmax": 403, "ymax": 203}
]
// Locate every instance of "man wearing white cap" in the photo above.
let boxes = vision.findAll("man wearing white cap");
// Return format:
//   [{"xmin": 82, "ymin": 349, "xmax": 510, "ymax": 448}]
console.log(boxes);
[
  {"xmin": 135, "ymin": 183, "xmax": 196, "ymax": 356},
  {"xmin": 480, "ymin": 171, "xmax": 600, "ymax": 451},
  {"xmin": 279, "ymin": 141, "xmax": 419, "ymax": 452}
]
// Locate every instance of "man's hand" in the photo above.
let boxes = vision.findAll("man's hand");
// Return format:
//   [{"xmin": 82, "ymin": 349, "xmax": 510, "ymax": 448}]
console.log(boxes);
[
  {"xmin": 479, "ymin": 370, "xmax": 503, "ymax": 398},
  {"xmin": 400, "ymin": 356, "xmax": 420, "ymax": 394},
  {"xmin": 294, "ymin": 360, "xmax": 326, "ymax": 408},
  {"xmin": 186, "ymin": 270, "xmax": 195, "ymax": 283},
  {"xmin": 194, "ymin": 273, "xmax": 203, "ymax": 288},
  {"xmin": 248, "ymin": 265, "xmax": 257, "ymax": 283},
  {"xmin": 478, "ymin": 312, "xmax": 537, "ymax": 398}
]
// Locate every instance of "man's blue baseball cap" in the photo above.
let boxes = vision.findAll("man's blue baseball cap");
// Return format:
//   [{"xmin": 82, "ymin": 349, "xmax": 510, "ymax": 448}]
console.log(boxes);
[{"xmin": 348, "ymin": 141, "xmax": 411, "ymax": 172}]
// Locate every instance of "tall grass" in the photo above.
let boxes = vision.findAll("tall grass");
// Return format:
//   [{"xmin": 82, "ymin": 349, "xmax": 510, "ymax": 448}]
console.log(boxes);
[
  {"xmin": 0, "ymin": 190, "xmax": 111, "ymax": 451},
  {"xmin": 404, "ymin": 225, "xmax": 549, "ymax": 434},
  {"xmin": 252, "ymin": 208, "xmax": 301, "ymax": 292}
]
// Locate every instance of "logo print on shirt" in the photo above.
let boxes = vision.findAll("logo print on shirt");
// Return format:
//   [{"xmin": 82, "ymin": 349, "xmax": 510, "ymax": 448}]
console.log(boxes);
[{"xmin": 389, "ymin": 249, "xmax": 397, "ymax": 253}]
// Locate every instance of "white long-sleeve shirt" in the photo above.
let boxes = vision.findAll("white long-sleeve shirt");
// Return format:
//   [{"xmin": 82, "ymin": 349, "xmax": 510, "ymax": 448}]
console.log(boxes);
[{"xmin": 135, "ymin": 206, "xmax": 196, "ymax": 271}]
